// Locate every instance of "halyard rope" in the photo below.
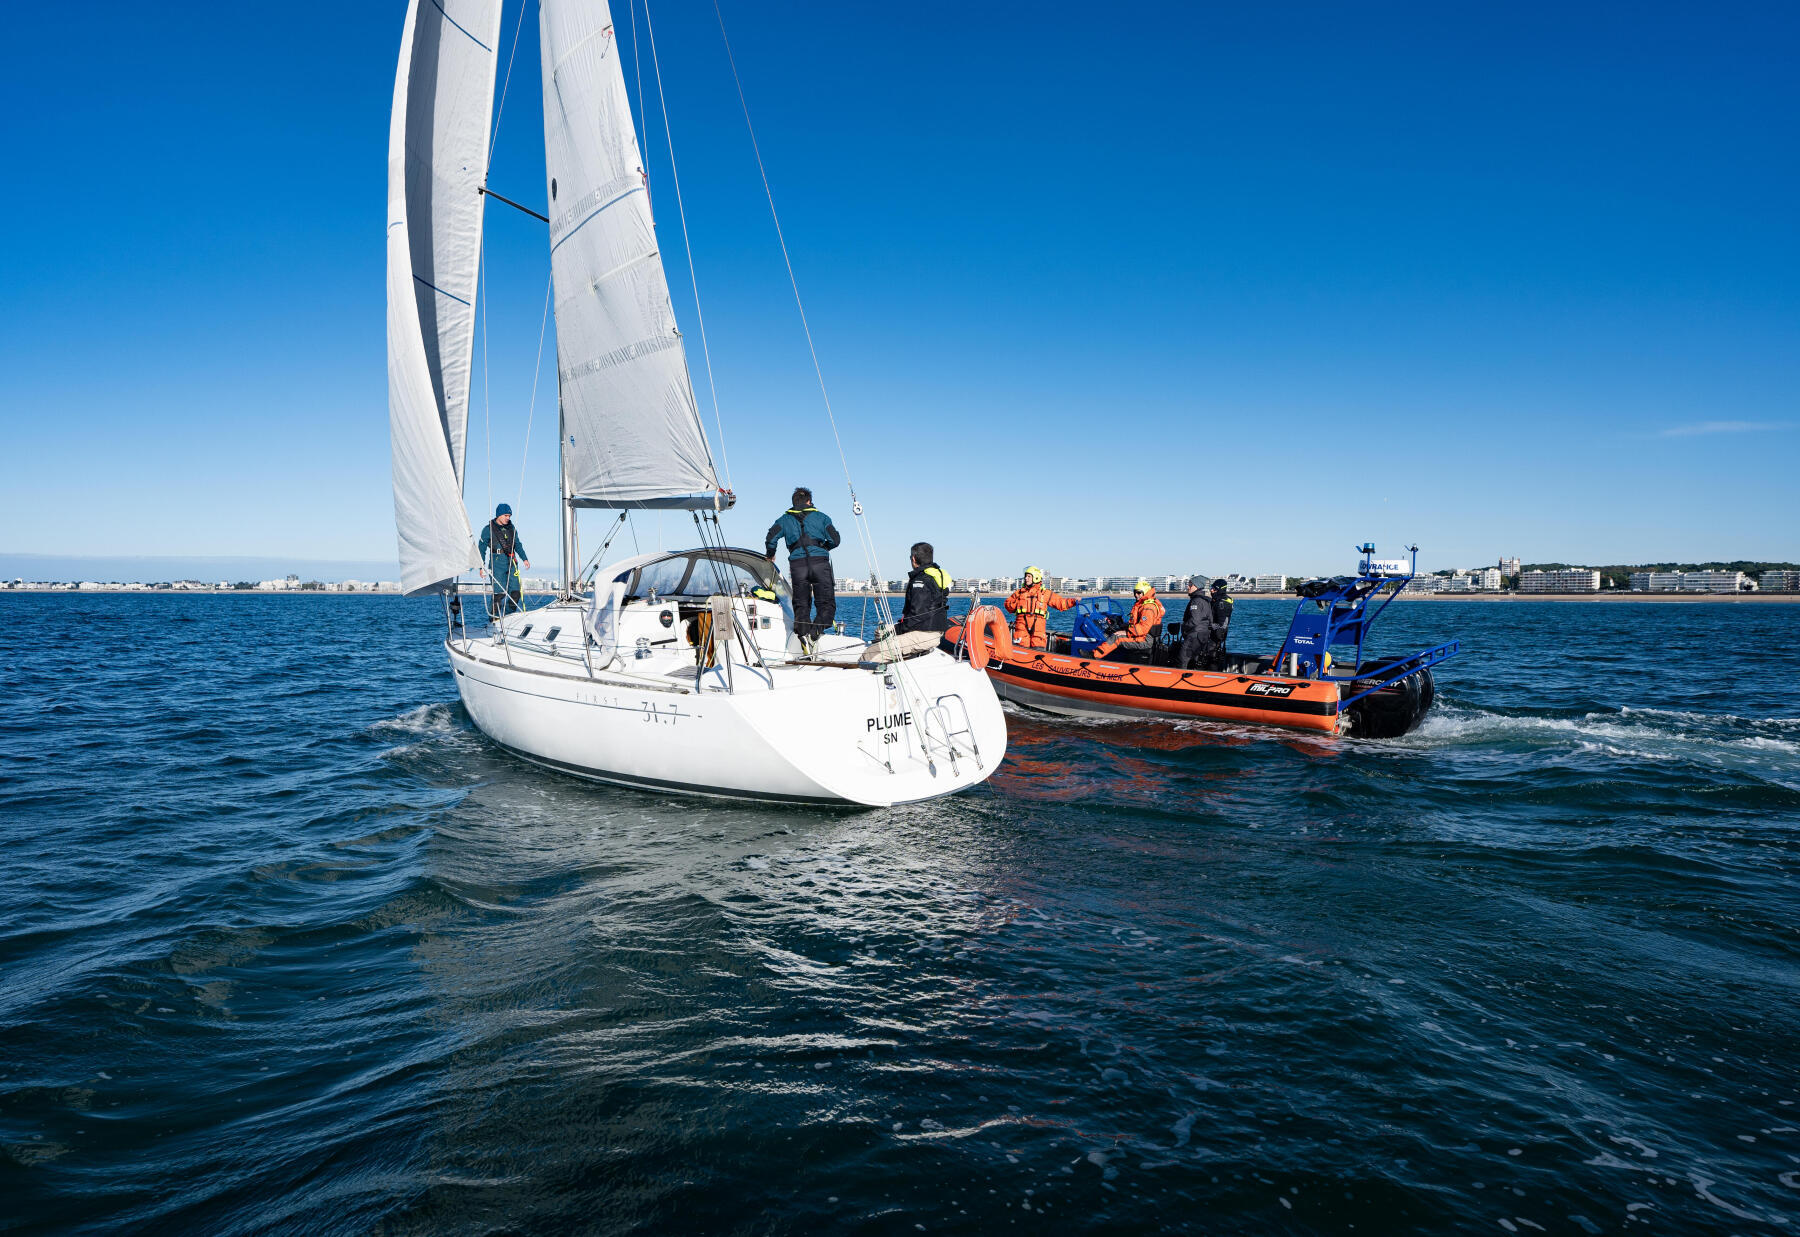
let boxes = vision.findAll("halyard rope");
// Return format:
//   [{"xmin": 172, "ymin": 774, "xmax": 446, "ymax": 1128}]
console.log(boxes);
[
  {"xmin": 642, "ymin": 0, "xmax": 734, "ymax": 492},
  {"xmin": 515, "ymin": 274, "xmax": 553, "ymax": 511},
  {"xmin": 709, "ymin": 0, "xmax": 895, "ymax": 630}
]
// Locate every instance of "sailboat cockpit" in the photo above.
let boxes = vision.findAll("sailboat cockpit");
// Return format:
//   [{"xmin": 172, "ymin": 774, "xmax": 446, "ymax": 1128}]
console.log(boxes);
[{"xmin": 579, "ymin": 547, "xmax": 799, "ymax": 670}]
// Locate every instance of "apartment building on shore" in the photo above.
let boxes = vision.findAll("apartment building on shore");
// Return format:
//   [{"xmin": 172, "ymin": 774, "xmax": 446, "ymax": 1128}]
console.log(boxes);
[
  {"xmin": 1629, "ymin": 570, "xmax": 1748, "ymax": 593},
  {"xmin": 1518, "ymin": 569, "xmax": 1601, "ymax": 593}
]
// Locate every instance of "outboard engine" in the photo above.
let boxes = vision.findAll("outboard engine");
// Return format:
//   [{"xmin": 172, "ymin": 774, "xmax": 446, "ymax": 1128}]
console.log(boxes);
[
  {"xmin": 1344, "ymin": 663, "xmax": 1436, "ymax": 738},
  {"xmin": 1270, "ymin": 544, "xmax": 1459, "ymax": 738}
]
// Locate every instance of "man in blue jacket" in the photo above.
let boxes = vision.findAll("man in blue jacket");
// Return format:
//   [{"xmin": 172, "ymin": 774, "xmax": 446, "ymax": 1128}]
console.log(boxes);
[
  {"xmin": 765, "ymin": 486, "xmax": 841, "ymax": 644},
  {"xmin": 478, "ymin": 503, "xmax": 529, "ymax": 617}
]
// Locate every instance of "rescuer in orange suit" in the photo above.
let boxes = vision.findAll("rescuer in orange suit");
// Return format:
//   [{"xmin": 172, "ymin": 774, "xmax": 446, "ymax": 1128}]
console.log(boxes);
[
  {"xmin": 1003, "ymin": 566, "xmax": 1077, "ymax": 649},
  {"xmin": 1092, "ymin": 579, "xmax": 1164, "ymax": 660}
]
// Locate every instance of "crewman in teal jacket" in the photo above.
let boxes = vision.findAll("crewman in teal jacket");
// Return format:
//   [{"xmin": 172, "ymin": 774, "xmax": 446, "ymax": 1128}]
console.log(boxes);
[
  {"xmin": 478, "ymin": 503, "xmax": 530, "ymax": 617},
  {"xmin": 765, "ymin": 487, "xmax": 841, "ymax": 644}
]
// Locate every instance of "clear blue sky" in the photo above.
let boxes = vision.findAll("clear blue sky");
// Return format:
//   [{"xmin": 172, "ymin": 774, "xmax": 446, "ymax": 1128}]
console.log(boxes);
[{"xmin": 4, "ymin": 1, "xmax": 1795, "ymax": 581}]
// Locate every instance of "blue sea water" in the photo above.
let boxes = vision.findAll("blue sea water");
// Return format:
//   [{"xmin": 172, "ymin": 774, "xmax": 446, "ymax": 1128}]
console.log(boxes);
[{"xmin": 2, "ymin": 592, "xmax": 1797, "ymax": 1234}]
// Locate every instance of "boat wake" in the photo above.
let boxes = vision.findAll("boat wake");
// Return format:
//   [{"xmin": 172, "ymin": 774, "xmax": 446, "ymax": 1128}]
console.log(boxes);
[
  {"xmin": 371, "ymin": 702, "xmax": 463, "ymax": 737},
  {"xmin": 1398, "ymin": 701, "xmax": 1800, "ymax": 776}
]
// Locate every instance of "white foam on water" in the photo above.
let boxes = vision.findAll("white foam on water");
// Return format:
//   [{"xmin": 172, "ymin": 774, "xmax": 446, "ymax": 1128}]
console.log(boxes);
[
  {"xmin": 372, "ymin": 702, "xmax": 460, "ymax": 737},
  {"xmin": 1396, "ymin": 703, "xmax": 1800, "ymax": 772},
  {"xmin": 1689, "ymin": 1174, "xmax": 1770, "ymax": 1222},
  {"xmin": 1621, "ymin": 706, "xmax": 1800, "ymax": 730}
]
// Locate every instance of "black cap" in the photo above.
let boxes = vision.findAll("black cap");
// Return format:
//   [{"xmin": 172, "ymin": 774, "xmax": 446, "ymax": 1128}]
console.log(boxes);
[{"xmin": 1211, "ymin": 578, "xmax": 1227, "ymax": 591}]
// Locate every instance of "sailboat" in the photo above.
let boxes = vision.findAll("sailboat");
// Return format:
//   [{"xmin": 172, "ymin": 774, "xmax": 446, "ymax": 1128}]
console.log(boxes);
[{"xmin": 385, "ymin": 0, "xmax": 1006, "ymax": 805}]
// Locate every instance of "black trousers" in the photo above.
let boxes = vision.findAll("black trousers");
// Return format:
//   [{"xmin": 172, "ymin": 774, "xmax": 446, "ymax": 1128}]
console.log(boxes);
[
  {"xmin": 489, "ymin": 583, "xmax": 523, "ymax": 620},
  {"xmin": 789, "ymin": 557, "xmax": 836, "ymax": 641},
  {"xmin": 1179, "ymin": 629, "xmax": 1222, "ymax": 670}
]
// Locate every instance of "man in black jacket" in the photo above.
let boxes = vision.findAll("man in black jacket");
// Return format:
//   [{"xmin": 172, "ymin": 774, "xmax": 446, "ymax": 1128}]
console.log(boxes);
[
  {"xmin": 895, "ymin": 542, "xmax": 951, "ymax": 635},
  {"xmin": 1178, "ymin": 577, "xmax": 1233, "ymax": 670}
]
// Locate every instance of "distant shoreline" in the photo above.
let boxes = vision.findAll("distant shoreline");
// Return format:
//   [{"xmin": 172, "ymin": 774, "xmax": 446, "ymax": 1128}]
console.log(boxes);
[
  {"xmin": 1388, "ymin": 592, "xmax": 1800, "ymax": 603},
  {"xmin": 6, "ymin": 586, "xmax": 1797, "ymax": 603}
]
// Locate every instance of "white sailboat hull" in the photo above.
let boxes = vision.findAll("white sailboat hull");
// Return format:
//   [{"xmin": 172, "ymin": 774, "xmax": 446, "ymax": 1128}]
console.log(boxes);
[{"xmin": 446, "ymin": 607, "xmax": 1005, "ymax": 807}]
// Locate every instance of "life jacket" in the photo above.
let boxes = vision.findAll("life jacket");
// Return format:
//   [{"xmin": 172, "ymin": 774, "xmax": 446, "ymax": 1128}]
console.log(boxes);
[
  {"xmin": 1125, "ymin": 590, "xmax": 1164, "ymax": 638},
  {"xmin": 898, "ymin": 563, "xmax": 951, "ymax": 634},
  {"xmin": 487, "ymin": 518, "xmax": 517, "ymax": 560},
  {"xmin": 788, "ymin": 511, "xmax": 817, "ymax": 554},
  {"xmin": 1011, "ymin": 583, "xmax": 1052, "ymax": 616},
  {"xmin": 788, "ymin": 508, "xmax": 823, "ymax": 552},
  {"xmin": 769, "ymin": 507, "xmax": 839, "ymax": 561}
]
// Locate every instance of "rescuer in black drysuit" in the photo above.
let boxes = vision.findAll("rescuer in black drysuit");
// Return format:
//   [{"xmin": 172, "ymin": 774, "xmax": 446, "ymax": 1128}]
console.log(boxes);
[
  {"xmin": 765, "ymin": 487, "xmax": 842, "ymax": 644},
  {"xmin": 895, "ymin": 541, "xmax": 951, "ymax": 635},
  {"xmin": 1178, "ymin": 577, "xmax": 1233, "ymax": 670}
]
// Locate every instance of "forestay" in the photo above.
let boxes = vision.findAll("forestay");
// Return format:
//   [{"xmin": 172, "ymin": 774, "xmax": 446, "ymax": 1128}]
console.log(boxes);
[
  {"xmin": 386, "ymin": 0, "xmax": 503, "ymax": 595},
  {"xmin": 539, "ymin": 0, "xmax": 724, "ymax": 510}
]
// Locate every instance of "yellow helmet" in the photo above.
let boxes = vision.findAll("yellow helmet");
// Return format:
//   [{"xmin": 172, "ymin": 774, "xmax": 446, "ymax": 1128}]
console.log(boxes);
[
  {"xmin": 1134, "ymin": 578, "xmax": 1152, "ymax": 594},
  {"xmin": 1024, "ymin": 566, "xmax": 1043, "ymax": 583}
]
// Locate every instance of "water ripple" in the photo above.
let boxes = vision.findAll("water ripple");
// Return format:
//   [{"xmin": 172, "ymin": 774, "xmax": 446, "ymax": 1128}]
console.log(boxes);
[{"xmin": 2, "ymin": 594, "xmax": 1797, "ymax": 1233}]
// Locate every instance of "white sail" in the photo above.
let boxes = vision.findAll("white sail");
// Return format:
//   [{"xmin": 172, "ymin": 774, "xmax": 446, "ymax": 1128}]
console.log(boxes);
[
  {"xmin": 539, "ymin": 0, "xmax": 724, "ymax": 509},
  {"xmin": 386, "ymin": 0, "xmax": 504, "ymax": 595}
]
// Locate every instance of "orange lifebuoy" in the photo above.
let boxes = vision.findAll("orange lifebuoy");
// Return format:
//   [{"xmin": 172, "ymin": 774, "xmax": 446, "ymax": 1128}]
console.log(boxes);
[{"xmin": 965, "ymin": 605, "xmax": 1013, "ymax": 670}]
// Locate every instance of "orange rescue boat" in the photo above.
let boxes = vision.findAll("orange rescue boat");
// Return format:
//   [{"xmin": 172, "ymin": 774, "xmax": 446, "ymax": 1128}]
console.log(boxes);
[
  {"xmin": 947, "ymin": 611, "xmax": 1345, "ymax": 733},
  {"xmin": 945, "ymin": 546, "xmax": 1458, "ymax": 738}
]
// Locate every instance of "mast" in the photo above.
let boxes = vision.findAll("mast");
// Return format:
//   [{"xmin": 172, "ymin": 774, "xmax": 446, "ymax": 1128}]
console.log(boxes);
[{"xmin": 559, "ymin": 386, "xmax": 575, "ymax": 596}]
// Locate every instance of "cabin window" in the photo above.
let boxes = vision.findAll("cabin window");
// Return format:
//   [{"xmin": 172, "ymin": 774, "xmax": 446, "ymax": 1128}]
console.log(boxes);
[
  {"xmin": 545, "ymin": 626, "xmax": 561, "ymax": 643},
  {"xmin": 518, "ymin": 624, "xmax": 533, "ymax": 639},
  {"xmin": 634, "ymin": 557, "xmax": 694, "ymax": 599}
]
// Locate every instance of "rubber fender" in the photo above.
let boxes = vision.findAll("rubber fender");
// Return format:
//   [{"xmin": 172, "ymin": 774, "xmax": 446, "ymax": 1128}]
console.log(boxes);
[{"xmin": 965, "ymin": 605, "xmax": 1012, "ymax": 670}]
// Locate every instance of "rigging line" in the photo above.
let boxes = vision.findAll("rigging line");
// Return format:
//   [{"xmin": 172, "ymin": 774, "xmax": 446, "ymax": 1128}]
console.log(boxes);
[
  {"xmin": 641, "ymin": 0, "xmax": 733, "ymax": 492},
  {"xmin": 709, "ymin": 0, "xmax": 892, "ymax": 626},
  {"xmin": 628, "ymin": 0, "xmax": 650, "ymax": 180},
  {"xmin": 515, "ymin": 273, "xmax": 554, "ymax": 510},
  {"xmin": 475, "ymin": 0, "xmax": 529, "ymax": 575},
  {"xmin": 487, "ymin": 0, "xmax": 532, "ymax": 161},
  {"xmin": 709, "ymin": 0, "xmax": 848, "ymax": 491},
  {"xmin": 480, "ymin": 235, "xmax": 494, "ymax": 530},
  {"xmin": 641, "ymin": 1, "xmax": 732, "ymax": 494}
]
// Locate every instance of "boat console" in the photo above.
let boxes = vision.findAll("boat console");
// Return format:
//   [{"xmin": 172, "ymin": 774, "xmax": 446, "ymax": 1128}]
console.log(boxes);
[{"xmin": 1269, "ymin": 544, "xmax": 1460, "ymax": 736}]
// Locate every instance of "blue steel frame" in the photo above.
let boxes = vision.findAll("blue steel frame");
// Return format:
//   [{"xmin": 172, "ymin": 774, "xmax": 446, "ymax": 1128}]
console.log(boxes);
[
  {"xmin": 1269, "ymin": 543, "xmax": 1458, "ymax": 681},
  {"xmin": 1070, "ymin": 597, "xmax": 1124, "ymax": 658}
]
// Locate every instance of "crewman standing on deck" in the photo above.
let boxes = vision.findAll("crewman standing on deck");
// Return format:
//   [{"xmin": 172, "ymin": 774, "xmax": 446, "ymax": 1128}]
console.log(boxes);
[
  {"xmin": 478, "ymin": 503, "xmax": 530, "ymax": 617},
  {"xmin": 1177, "ymin": 576, "xmax": 1233, "ymax": 670},
  {"xmin": 1004, "ymin": 566, "xmax": 1077, "ymax": 649},
  {"xmin": 1092, "ymin": 579, "xmax": 1164, "ymax": 660},
  {"xmin": 765, "ymin": 487, "xmax": 841, "ymax": 645}
]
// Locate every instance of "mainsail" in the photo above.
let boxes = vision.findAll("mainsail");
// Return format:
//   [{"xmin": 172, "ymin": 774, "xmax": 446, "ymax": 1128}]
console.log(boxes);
[
  {"xmin": 386, "ymin": 0, "xmax": 503, "ymax": 595},
  {"xmin": 539, "ymin": 0, "xmax": 725, "ymax": 509}
]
